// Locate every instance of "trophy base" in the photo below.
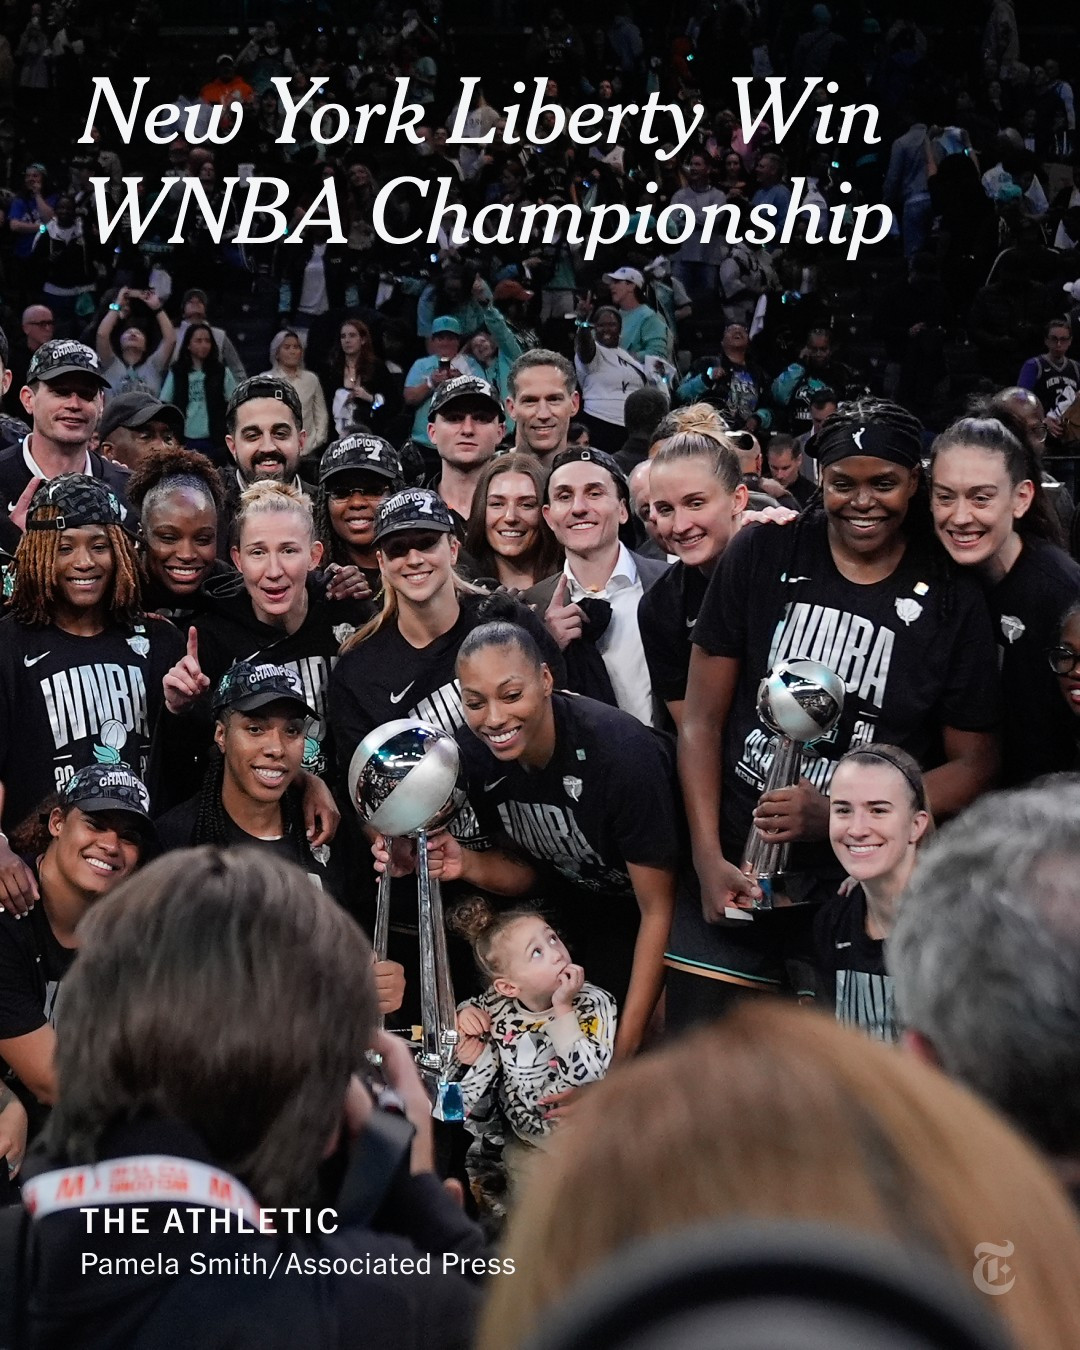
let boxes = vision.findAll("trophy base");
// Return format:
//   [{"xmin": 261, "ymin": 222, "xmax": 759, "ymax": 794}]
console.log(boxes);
[{"xmin": 744, "ymin": 874, "xmax": 819, "ymax": 914}]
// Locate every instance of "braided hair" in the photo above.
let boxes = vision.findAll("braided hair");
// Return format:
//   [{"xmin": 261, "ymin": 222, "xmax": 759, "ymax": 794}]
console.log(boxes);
[
  {"xmin": 311, "ymin": 484, "xmax": 352, "ymax": 567},
  {"xmin": 11, "ymin": 506, "xmax": 142, "ymax": 627},
  {"xmin": 191, "ymin": 733, "xmax": 312, "ymax": 858}
]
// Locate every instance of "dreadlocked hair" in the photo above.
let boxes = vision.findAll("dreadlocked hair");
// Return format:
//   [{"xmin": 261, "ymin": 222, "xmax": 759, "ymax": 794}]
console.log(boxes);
[
  {"xmin": 447, "ymin": 894, "xmax": 550, "ymax": 982},
  {"xmin": 127, "ymin": 445, "xmax": 225, "ymax": 519},
  {"xmin": 786, "ymin": 397, "xmax": 957, "ymax": 622},
  {"xmin": 311, "ymin": 483, "xmax": 352, "ymax": 567},
  {"xmin": 192, "ymin": 740, "xmax": 312, "ymax": 858},
  {"xmin": 11, "ymin": 508, "xmax": 142, "ymax": 627}
]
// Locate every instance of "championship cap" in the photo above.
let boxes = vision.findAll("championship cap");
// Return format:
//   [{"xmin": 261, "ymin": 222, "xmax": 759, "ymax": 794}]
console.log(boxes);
[
  {"xmin": 212, "ymin": 659, "xmax": 317, "ymax": 718},
  {"xmin": 429, "ymin": 374, "xmax": 503, "ymax": 419},
  {"xmin": 319, "ymin": 434, "xmax": 403, "ymax": 486},
  {"xmin": 372, "ymin": 488, "xmax": 455, "ymax": 545},
  {"xmin": 25, "ymin": 474, "xmax": 128, "ymax": 531},
  {"xmin": 27, "ymin": 339, "xmax": 109, "ymax": 387},
  {"xmin": 60, "ymin": 764, "xmax": 155, "ymax": 839}
]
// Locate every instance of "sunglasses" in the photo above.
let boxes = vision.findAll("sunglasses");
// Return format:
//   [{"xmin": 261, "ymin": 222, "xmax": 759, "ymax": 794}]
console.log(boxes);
[
  {"xmin": 380, "ymin": 530, "xmax": 446, "ymax": 560},
  {"xmin": 328, "ymin": 483, "xmax": 387, "ymax": 502},
  {"xmin": 1048, "ymin": 645, "xmax": 1080, "ymax": 675}
]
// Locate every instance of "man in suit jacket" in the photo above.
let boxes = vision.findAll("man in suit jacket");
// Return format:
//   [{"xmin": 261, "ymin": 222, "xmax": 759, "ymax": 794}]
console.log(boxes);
[{"xmin": 524, "ymin": 447, "xmax": 670, "ymax": 727}]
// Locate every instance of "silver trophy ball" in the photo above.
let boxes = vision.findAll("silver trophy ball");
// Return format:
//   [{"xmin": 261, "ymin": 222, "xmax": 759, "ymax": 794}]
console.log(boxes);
[
  {"xmin": 756, "ymin": 659, "xmax": 845, "ymax": 744},
  {"xmin": 349, "ymin": 719, "xmax": 466, "ymax": 838}
]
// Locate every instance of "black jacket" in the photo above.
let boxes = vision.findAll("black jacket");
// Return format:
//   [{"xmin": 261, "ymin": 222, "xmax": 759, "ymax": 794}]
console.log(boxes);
[{"xmin": 10, "ymin": 1114, "xmax": 484, "ymax": 1349}]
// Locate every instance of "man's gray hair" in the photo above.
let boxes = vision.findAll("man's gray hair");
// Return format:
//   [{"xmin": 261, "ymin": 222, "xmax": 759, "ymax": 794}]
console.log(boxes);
[{"xmin": 890, "ymin": 777, "xmax": 1080, "ymax": 1159}]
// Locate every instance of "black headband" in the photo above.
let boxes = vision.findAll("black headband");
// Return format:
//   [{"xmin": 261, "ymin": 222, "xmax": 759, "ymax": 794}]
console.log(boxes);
[
  {"xmin": 817, "ymin": 420, "xmax": 921, "ymax": 471},
  {"xmin": 842, "ymin": 747, "xmax": 926, "ymax": 810}
]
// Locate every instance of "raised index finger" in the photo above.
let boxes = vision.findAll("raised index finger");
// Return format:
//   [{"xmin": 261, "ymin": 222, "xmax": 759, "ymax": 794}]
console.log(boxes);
[{"xmin": 186, "ymin": 625, "xmax": 200, "ymax": 664}]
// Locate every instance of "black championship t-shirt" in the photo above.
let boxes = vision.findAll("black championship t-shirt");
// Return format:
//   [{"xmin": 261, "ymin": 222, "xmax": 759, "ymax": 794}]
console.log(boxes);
[
  {"xmin": 154, "ymin": 791, "xmax": 339, "ymax": 894},
  {"xmin": 152, "ymin": 579, "xmax": 371, "ymax": 810},
  {"xmin": 638, "ymin": 561, "xmax": 709, "ymax": 705},
  {"xmin": 693, "ymin": 516, "xmax": 1002, "ymax": 866},
  {"xmin": 812, "ymin": 884, "xmax": 895, "ymax": 1042},
  {"xmin": 454, "ymin": 692, "xmax": 682, "ymax": 1005},
  {"xmin": 0, "ymin": 616, "xmax": 184, "ymax": 833},
  {"xmin": 0, "ymin": 867, "xmax": 76, "ymax": 1132},
  {"xmin": 987, "ymin": 536, "xmax": 1080, "ymax": 786},
  {"xmin": 328, "ymin": 592, "xmax": 562, "ymax": 779}
]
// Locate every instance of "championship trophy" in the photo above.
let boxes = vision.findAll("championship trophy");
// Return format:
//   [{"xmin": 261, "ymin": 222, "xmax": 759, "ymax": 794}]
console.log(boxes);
[
  {"xmin": 741, "ymin": 659, "xmax": 845, "ymax": 910},
  {"xmin": 349, "ymin": 719, "xmax": 467, "ymax": 1120}
]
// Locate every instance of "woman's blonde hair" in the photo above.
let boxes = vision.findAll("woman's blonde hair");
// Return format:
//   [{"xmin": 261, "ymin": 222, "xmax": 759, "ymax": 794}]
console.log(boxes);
[
  {"xmin": 649, "ymin": 401, "xmax": 731, "ymax": 452},
  {"xmin": 233, "ymin": 479, "xmax": 314, "ymax": 548},
  {"xmin": 340, "ymin": 538, "xmax": 483, "ymax": 652},
  {"xmin": 479, "ymin": 1002, "xmax": 1080, "ymax": 1350}
]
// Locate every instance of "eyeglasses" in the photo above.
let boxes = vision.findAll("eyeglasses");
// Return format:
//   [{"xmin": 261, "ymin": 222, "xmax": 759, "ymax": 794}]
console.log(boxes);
[
  {"xmin": 380, "ymin": 531, "xmax": 445, "ymax": 560},
  {"xmin": 1048, "ymin": 645, "xmax": 1080, "ymax": 675},
  {"xmin": 328, "ymin": 483, "xmax": 386, "ymax": 502}
]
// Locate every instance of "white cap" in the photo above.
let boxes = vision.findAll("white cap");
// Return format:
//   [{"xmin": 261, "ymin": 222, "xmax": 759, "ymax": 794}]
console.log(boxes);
[{"xmin": 603, "ymin": 267, "xmax": 645, "ymax": 289}]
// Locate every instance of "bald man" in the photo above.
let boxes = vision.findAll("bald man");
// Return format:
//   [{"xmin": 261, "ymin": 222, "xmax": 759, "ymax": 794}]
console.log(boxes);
[{"xmin": 4, "ymin": 304, "xmax": 55, "ymax": 416}]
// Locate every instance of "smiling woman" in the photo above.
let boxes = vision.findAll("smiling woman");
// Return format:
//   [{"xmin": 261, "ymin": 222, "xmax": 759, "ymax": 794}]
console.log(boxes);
[
  {"xmin": 0, "ymin": 763, "xmax": 155, "ymax": 1142},
  {"xmin": 674, "ymin": 399, "xmax": 1003, "ymax": 1031},
  {"xmin": 0, "ymin": 476, "xmax": 183, "ymax": 904}
]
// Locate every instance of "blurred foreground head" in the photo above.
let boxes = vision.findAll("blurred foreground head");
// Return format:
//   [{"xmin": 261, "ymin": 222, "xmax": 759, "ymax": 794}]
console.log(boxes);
[
  {"xmin": 480, "ymin": 1002, "xmax": 1080, "ymax": 1350},
  {"xmin": 45, "ymin": 847, "xmax": 377, "ymax": 1206}
]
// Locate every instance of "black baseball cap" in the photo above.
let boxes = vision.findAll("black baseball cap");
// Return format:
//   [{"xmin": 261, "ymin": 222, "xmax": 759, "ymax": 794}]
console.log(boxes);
[
  {"xmin": 212, "ymin": 658, "xmax": 317, "ymax": 718},
  {"xmin": 27, "ymin": 339, "xmax": 109, "ymax": 387},
  {"xmin": 547, "ymin": 446, "xmax": 630, "ymax": 502},
  {"xmin": 429, "ymin": 374, "xmax": 503, "ymax": 419},
  {"xmin": 61, "ymin": 764, "xmax": 155, "ymax": 839},
  {"xmin": 98, "ymin": 390, "xmax": 184, "ymax": 443},
  {"xmin": 372, "ymin": 488, "xmax": 455, "ymax": 545},
  {"xmin": 319, "ymin": 433, "xmax": 403, "ymax": 487},
  {"xmin": 25, "ymin": 473, "xmax": 128, "ymax": 531},
  {"xmin": 226, "ymin": 375, "xmax": 303, "ymax": 427}
]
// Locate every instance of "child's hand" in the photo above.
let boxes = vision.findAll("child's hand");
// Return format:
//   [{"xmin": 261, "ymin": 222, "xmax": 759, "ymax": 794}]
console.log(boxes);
[
  {"xmin": 457, "ymin": 1002, "xmax": 492, "ymax": 1038},
  {"xmin": 455, "ymin": 1033, "xmax": 487, "ymax": 1066},
  {"xmin": 551, "ymin": 963, "xmax": 585, "ymax": 1014}
]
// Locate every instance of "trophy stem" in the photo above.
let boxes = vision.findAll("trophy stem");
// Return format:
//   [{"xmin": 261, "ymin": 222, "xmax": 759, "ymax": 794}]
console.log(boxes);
[
  {"xmin": 415, "ymin": 829, "xmax": 463, "ymax": 1121},
  {"xmin": 372, "ymin": 855, "xmax": 393, "ymax": 1033},
  {"xmin": 742, "ymin": 734, "xmax": 803, "ymax": 909}
]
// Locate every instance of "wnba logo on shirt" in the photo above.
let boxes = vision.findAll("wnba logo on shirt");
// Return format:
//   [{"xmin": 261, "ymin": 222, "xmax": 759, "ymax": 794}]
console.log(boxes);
[
  {"xmin": 767, "ymin": 602, "xmax": 895, "ymax": 709},
  {"xmin": 409, "ymin": 680, "xmax": 465, "ymax": 735},
  {"xmin": 497, "ymin": 800, "xmax": 629, "ymax": 894},
  {"xmin": 39, "ymin": 664, "xmax": 149, "ymax": 751}
]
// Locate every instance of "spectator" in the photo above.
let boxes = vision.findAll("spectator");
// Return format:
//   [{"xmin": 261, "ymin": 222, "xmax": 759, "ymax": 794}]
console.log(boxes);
[
  {"xmin": 402, "ymin": 318, "xmax": 482, "ymax": 461},
  {"xmin": 892, "ymin": 777, "xmax": 1080, "ymax": 1203},
  {"xmin": 670, "ymin": 153, "xmax": 728, "ymax": 311},
  {"xmin": 479, "ymin": 1002, "xmax": 1080, "ymax": 1350},
  {"xmin": 172, "ymin": 288, "xmax": 246, "ymax": 385},
  {"xmin": 17, "ymin": 847, "xmax": 484, "ymax": 1345},
  {"xmin": 160, "ymin": 323, "xmax": 236, "ymax": 462},
  {"xmin": 573, "ymin": 302, "xmax": 647, "ymax": 455},
  {"xmin": 614, "ymin": 385, "xmax": 670, "ymax": 473},
  {"xmin": 97, "ymin": 391, "xmax": 183, "ymax": 473},
  {"xmin": 262, "ymin": 330, "xmax": 329, "ymax": 456},
  {"xmin": 1017, "ymin": 317, "xmax": 1080, "ymax": 439},
  {"xmin": 766, "ymin": 433, "xmax": 816, "ymax": 507},
  {"xmin": 602, "ymin": 267, "xmax": 673, "ymax": 363},
  {"xmin": 95, "ymin": 287, "xmax": 176, "ymax": 403}
]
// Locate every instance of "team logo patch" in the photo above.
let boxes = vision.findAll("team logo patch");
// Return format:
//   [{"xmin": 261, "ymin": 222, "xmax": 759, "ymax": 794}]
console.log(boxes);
[
  {"xmin": 332, "ymin": 623, "xmax": 357, "ymax": 645},
  {"xmin": 127, "ymin": 635, "xmax": 150, "ymax": 657},
  {"xmin": 894, "ymin": 598, "xmax": 922, "ymax": 626},
  {"xmin": 92, "ymin": 719, "xmax": 128, "ymax": 765},
  {"xmin": 563, "ymin": 776, "xmax": 583, "ymax": 802},
  {"xmin": 1000, "ymin": 614, "xmax": 1025, "ymax": 644}
]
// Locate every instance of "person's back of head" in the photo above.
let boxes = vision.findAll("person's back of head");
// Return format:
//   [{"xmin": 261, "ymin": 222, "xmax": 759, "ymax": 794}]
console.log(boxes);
[
  {"xmin": 890, "ymin": 779, "xmax": 1080, "ymax": 1169},
  {"xmin": 623, "ymin": 386, "xmax": 670, "ymax": 440},
  {"xmin": 45, "ymin": 846, "xmax": 378, "ymax": 1207},
  {"xmin": 479, "ymin": 1000, "xmax": 1080, "ymax": 1350}
]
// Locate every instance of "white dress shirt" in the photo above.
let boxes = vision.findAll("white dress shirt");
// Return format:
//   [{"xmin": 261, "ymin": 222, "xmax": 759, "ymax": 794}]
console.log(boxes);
[{"xmin": 565, "ymin": 541, "xmax": 656, "ymax": 727}]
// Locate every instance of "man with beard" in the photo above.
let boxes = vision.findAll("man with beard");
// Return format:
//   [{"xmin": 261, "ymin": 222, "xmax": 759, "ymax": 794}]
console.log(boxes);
[{"xmin": 219, "ymin": 376, "xmax": 312, "ymax": 543}]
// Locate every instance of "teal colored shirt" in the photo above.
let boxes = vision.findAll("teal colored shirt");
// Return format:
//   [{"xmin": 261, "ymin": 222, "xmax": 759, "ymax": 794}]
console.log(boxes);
[
  {"xmin": 619, "ymin": 304, "xmax": 672, "ymax": 361},
  {"xmin": 161, "ymin": 367, "xmax": 238, "ymax": 440}
]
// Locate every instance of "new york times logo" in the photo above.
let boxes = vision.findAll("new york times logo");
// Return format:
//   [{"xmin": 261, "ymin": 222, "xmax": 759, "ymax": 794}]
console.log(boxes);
[{"xmin": 972, "ymin": 1240, "xmax": 1015, "ymax": 1295}]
